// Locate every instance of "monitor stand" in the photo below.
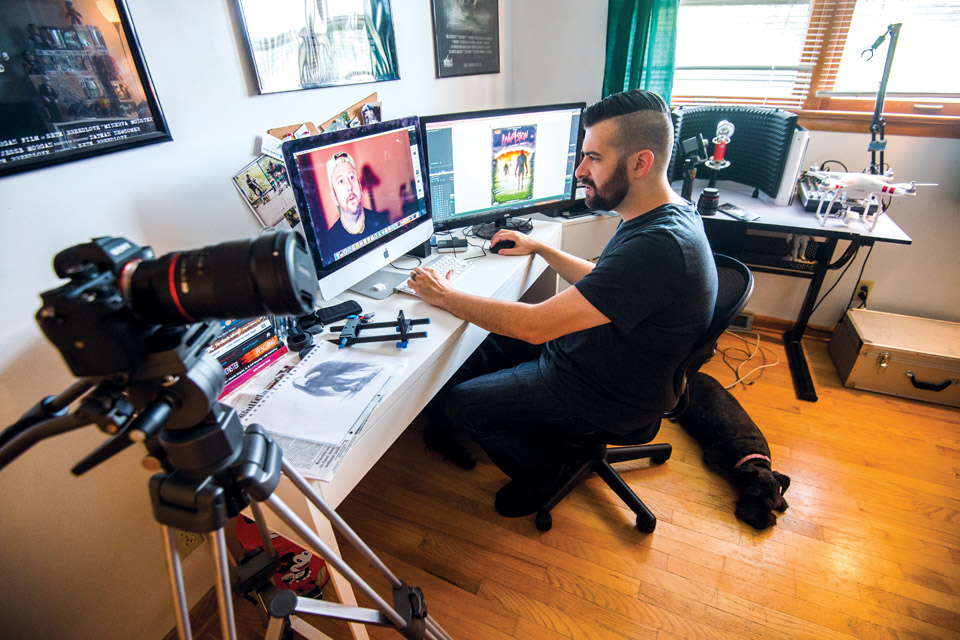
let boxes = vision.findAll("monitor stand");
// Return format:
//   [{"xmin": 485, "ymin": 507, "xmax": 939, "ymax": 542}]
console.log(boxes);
[
  {"xmin": 348, "ymin": 268, "xmax": 409, "ymax": 300},
  {"xmin": 472, "ymin": 217, "xmax": 533, "ymax": 240}
]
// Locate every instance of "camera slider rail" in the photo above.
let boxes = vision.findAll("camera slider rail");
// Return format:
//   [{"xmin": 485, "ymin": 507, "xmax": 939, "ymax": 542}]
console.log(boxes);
[{"xmin": 329, "ymin": 310, "xmax": 429, "ymax": 349}]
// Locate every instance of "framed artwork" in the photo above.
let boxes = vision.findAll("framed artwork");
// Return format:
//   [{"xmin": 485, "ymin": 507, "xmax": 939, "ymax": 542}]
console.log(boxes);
[
  {"xmin": 0, "ymin": 0, "xmax": 171, "ymax": 178},
  {"xmin": 235, "ymin": 0, "xmax": 400, "ymax": 95},
  {"xmin": 430, "ymin": 0, "xmax": 500, "ymax": 78}
]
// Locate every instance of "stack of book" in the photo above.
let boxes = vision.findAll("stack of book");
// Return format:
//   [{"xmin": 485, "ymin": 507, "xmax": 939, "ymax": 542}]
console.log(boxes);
[{"xmin": 206, "ymin": 316, "xmax": 287, "ymax": 397}]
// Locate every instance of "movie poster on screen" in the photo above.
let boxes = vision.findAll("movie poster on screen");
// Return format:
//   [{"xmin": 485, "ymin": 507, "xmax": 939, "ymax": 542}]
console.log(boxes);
[
  {"xmin": 430, "ymin": 0, "xmax": 499, "ymax": 78},
  {"xmin": 491, "ymin": 125, "xmax": 535, "ymax": 206}
]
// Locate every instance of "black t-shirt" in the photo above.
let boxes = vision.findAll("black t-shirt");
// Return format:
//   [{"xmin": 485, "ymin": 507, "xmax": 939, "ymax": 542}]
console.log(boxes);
[
  {"xmin": 317, "ymin": 208, "xmax": 390, "ymax": 264},
  {"xmin": 539, "ymin": 202, "xmax": 718, "ymax": 433}
]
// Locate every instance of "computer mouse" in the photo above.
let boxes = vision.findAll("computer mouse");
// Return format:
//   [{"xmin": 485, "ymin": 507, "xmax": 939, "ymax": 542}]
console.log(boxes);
[{"xmin": 490, "ymin": 239, "xmax": 516, "ymax": 254}]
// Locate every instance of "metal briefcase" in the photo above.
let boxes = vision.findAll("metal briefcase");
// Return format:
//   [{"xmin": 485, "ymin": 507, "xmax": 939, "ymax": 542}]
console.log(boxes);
[{"xmin": 828, "ymin": 309, "xmax": 960, "ymax": 408}]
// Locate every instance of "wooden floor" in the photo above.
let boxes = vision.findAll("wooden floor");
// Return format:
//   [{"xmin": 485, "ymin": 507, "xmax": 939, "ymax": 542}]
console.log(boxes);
[{"xmin": 191, "ymin": 329, "xmax": 960, "ymax": 640}]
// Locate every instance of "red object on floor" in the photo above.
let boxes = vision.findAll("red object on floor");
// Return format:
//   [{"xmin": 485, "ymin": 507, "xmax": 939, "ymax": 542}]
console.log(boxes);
[{"xmin": 236, "ymin": 515, "xmax": 330, "ymax": 597}]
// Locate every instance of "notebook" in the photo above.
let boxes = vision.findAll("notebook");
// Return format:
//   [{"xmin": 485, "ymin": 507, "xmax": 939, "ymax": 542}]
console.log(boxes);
[{"xmin": 239, "ymin": 340, "xmax": 401, "ymax": 445}]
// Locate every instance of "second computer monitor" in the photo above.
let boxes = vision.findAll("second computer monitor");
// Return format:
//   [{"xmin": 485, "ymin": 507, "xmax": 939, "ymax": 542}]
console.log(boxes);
[{"xmin": 421, "ymin": 103, "xmax": 585, "ymax": 238}]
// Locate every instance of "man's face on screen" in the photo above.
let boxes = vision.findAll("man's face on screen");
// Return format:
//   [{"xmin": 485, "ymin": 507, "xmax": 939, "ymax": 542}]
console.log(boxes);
[{"xmin": 331, "ymin": 162, "xmax": 362, "ymax": 217}]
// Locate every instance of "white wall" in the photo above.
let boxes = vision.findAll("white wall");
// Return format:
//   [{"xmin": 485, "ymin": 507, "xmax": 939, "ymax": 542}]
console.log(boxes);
[
  {"xmin": 740, "ymin": 131, "xmax": 960, "ymax": 328},
  {"xmin": 2, "ymin": 1, "xmax": 958, "ymax": 638},
  {"xmin": 0, "ymin": 1, "xmax": 511, "ymax": 638}
]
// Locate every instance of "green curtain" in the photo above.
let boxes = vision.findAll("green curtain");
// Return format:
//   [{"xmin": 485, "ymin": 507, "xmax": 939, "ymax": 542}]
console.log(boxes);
[{"xmin": 602, "ymin": 0, "xmax": 679, "ymax": 102}]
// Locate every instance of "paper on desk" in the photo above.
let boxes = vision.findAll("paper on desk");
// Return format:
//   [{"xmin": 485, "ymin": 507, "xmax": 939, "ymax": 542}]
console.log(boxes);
[{"xmin": 221, "ymin": 341, "xmax": 403, "ymax": 481}]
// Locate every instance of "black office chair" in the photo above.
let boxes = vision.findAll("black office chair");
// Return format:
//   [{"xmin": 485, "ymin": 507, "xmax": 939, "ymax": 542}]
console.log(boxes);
[{"xmin": 534, "ymin": 254, "xmax": 754, "ymax": 533}]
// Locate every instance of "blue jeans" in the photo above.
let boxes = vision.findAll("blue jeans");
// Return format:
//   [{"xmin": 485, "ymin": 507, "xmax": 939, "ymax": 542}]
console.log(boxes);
[{"xmin": 432, "ymin": 334, "xmax": 603, "ymax": 490}]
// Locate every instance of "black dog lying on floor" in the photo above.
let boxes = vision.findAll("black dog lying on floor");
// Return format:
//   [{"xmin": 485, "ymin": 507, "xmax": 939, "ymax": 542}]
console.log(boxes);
[{"xmin": 675, "ymin": 372, "xmax": 790, "ymax": 530}]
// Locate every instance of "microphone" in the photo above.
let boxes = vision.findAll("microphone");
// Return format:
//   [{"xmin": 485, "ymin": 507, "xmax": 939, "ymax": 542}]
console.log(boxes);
[{"xmin": 712, "ymin": 120, "xmax": 735, "ymax": 163}]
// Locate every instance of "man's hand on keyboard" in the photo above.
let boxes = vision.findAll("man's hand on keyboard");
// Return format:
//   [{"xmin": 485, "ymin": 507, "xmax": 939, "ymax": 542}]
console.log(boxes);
[{"xmin": 406, "ymin": 265, "xmax": 454, "ymax": 305}]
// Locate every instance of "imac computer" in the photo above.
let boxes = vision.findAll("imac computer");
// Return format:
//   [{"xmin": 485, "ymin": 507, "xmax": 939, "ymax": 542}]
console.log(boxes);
[
  {"xmin": 420, "ymin": 103, "xmax": 585, "ymax": 239},
  {"xmin": 283, "ymin": 117, "xmax": 433, "ymax": 300}
]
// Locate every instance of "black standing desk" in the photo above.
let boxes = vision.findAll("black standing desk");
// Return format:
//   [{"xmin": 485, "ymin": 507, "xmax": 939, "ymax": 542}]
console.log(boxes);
[{"xmin": 688, "ymin": 182, "xmax": 912, "ymax": 402}]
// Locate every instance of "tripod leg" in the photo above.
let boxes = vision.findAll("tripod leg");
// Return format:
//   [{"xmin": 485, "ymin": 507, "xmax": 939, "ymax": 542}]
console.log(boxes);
[
  {"xmin": 264, "ymin": 494, "xmax": 406, "ymax": 630},
  {"xmin": 277, "ymin": 463, "xmax": 456, "ymax": 640},
  {"xmin": 249, "ymin": 500, "xmax": 278, "ymax": 558},
  {"xmin": 210, "ymin": 527, "xmax": 238, "ymax": 640},
  {"xmin": 273, "ymin": 475, "xmax": 371, "ymax": 639},
  {"xmin": 161, "ymin": 525, "xmax": 194, "ymax": 640}
]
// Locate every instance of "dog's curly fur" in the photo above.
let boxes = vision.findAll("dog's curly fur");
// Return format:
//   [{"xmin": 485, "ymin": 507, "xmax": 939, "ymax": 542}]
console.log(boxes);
[{"xmin": 675, "ymin": 372, "xmax": 790, "ymax": 530}]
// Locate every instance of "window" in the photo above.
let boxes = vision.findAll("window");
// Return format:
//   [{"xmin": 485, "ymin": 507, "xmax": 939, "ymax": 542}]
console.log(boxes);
[{"xmin": 672, "ymin": 0, "xmax": 960, "ymax": 137}]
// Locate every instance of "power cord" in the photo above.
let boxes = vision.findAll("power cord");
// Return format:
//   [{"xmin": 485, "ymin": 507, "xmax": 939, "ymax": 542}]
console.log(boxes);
[
  {"xmin": 844, "ymin": 243, "xmax": 874, "ymax": 310},
  {"xmin": 718, "ymin": 330, "xmax": 781, "ymax": 389},
  {"xmin": 809, "ymin": 242, "xmax": 862, "ymax": 316}
]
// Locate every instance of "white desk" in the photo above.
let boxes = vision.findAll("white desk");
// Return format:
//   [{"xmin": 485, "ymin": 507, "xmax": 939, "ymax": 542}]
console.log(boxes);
[
  {"xmin": 686, "ymin": 181, "xmax": 912, "ymax": 402},
  {"xmin": 262, "ymin": 219, "xmax": 562, "ymax": 637}
]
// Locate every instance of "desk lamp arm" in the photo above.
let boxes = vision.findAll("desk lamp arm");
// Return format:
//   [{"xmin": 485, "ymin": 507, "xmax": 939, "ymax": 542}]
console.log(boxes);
[{"xmin": 864, "ymin": 23, "xmax": 901, "ymax": 173}]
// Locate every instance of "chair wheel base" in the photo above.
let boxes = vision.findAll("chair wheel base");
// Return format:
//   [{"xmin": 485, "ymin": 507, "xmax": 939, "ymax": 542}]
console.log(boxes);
[
  {"xmin": 636, "ymin": 516, "xmax": 656, "ymax": 533},
  {"xmin": 651, "ymin": 453, "xmax": 670, "ymax": 465},
  {"xmin": 535, "ymin": 511, "xmax": 552, "ymax": 531}
]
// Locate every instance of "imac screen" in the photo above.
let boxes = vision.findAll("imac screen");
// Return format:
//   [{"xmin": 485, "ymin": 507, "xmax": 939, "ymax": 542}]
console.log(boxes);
[
  {"xmin": 283, "ymin": 117, "xmax": 431, "ymax": 299},
  {"xmin": 421, "ymin": 103, "xmax": 584, "ymax": 235}
]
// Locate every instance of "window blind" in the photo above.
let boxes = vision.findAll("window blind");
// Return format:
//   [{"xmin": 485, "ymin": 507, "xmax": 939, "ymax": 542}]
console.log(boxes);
[
  {"xmin": 822, "ymin": 0, "xmax": 960, "ymax": 98},
  {"xmin": 672, "ymin": 0, "xmax": 821, "ymax": 109}
]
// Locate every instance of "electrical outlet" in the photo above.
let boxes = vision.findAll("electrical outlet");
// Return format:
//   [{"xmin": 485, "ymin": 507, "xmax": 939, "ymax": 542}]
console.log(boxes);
[
  {"xmin": 175, "ymin": 529, "xmax": 204, "ymax": 559},
  {"xmin": 856, "ymin": 279, "xmax": 874, "ymax": 305}
]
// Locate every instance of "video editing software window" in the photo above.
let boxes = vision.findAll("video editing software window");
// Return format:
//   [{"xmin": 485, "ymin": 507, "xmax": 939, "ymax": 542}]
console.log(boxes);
[{"xmin": 422, "ymin": 104, "xmax": 583, "ymax": 230}]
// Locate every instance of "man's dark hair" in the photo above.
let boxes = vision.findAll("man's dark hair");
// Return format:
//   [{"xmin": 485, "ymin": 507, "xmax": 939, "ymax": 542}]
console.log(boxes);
[{"xmin": 582, "ymin": 90, "xmax": 674, "ymax": 171}]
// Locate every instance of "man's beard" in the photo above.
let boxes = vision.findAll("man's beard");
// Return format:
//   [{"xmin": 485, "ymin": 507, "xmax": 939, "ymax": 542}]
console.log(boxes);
[
  {"xmin": 338, "ymin": 197, "xmax": 362, "ymax": 218},
  {"xmin": 583, "ymin": 156, "xmax": 629, "ymax": 212}
]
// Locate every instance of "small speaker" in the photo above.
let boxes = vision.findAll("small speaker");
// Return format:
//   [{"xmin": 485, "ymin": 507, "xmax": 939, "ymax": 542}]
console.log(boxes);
[{"xmin": 406, "ymin": 238, "xmax": 431, "ymax": 259}]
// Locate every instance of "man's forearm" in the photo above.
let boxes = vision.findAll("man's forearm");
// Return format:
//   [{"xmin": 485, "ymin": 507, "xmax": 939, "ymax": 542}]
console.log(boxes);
[
  {"xmin": 533, "ymin": 243, "xmax": 596, "ymax": 285},
  {"xmin": 433, "ymin": 290, "xmax": 540, "ymax": 343}
]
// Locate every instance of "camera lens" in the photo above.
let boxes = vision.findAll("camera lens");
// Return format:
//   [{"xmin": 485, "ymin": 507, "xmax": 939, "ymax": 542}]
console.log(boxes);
[
  {"xmin": 697, "ymin": 187, "xmax": 719, "ymax": 216},
  {"xmin": 122, "ymin": 231, "xmax": 318, "ymax": 324}
]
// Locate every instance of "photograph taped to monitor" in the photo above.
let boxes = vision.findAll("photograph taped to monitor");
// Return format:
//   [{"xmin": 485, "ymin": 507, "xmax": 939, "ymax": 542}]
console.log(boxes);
[
  {"xmin": 235, "ymin": 0, "xmax": 400, "ymax": 94},
  {"xmin": 0, "ymin": 0, "xmax": 171, "ymax": 178},
  {"xmin": 492, "ymin": 124, "xmax": 535, "ymax": 205},
  {"xmin": 292, "ymin": 127, "xmax": 423, "ymax": 267},
  {"xmin": 232, "ymin": 154, "xmax": 301, "ymax": 231}
]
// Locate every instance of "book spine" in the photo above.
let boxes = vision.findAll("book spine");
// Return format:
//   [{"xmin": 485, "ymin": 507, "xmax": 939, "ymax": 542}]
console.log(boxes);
[
  {"xmin": 221, "ymin": 339, "xmax": 288, "ymax": 397},
  {"xmin": 208, "ymin": 317, "xmax": 271, "ymax": 358}
]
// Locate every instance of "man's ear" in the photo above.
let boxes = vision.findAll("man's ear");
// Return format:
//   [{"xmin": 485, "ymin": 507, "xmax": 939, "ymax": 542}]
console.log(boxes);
[{"xmin": 629, "ymin": 149, "xmax": 656, "ymax": 179}]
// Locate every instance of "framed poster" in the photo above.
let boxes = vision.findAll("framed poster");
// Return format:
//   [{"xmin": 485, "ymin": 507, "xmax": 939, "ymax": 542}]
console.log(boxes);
[
  {"xmin": 235, "ymin": 0, "xmax": 400, "ymax": 95},
  {"xmin": 0, "ymin": 0, "xmax": 171, "ymax": 178},
  {"xmin": 430, "ymin": 0, "xmax": 500, "ymax": 78}
]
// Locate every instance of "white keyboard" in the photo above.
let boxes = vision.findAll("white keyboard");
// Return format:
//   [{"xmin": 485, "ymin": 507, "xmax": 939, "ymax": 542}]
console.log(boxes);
[{"xmin": 395, "ymin": 254, "xmax": 475, "ymax": 296}]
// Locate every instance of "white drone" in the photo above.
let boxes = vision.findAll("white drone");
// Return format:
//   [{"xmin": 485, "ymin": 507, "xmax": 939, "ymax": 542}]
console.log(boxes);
[{"xmin": 805, "ymin": 167, "xmax": 934, "ymax": 230}]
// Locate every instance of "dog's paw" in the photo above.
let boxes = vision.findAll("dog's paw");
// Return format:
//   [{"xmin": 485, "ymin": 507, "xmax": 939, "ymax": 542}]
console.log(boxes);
[{"xmin": 735, "ymin": 500, "xmax": 778, "ymax": 530}]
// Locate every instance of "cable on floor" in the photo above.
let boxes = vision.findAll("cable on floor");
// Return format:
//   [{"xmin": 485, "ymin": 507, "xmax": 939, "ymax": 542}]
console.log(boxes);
[{"xmin": 718, "ymin": 330, "xmax": 781, "ymax": 389}]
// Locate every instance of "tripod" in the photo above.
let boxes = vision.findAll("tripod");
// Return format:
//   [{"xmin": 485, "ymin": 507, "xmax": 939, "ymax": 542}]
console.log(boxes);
[{"xmin": 0, "ymin": 321, "xmax": 453, "ymax": 640}]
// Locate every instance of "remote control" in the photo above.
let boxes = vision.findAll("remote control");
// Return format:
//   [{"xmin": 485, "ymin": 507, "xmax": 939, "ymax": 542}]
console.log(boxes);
[{"xmin": 718, "ymin": 203, "xmax": 760, "ymax": 222}]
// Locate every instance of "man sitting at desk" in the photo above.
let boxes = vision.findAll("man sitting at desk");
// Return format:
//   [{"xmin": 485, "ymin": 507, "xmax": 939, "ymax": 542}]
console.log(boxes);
[{"xmin": 405, "ymin": 90, "xmax": 718, "ymax": 518}]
